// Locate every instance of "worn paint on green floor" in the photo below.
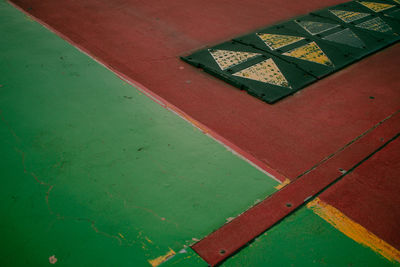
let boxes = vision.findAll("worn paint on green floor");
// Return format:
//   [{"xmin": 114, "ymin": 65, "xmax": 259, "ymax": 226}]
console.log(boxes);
[
  {"xmin": 0, "ymin": 1, "xmax": 278, "ymax": 265},
  {"xmin": 165, "ymin": 207, "xmax": 399, "ymax": 267}
]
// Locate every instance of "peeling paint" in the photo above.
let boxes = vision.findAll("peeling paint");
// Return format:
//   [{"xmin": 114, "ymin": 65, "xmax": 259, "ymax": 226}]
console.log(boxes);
[
  {"xmin": 226, "ymin": 217, "xmax": 235, "ymax": 223},
  {"xmin": 275, "ymin": 178, "xmax": 290, "ymax": 190},
  {"xmin": 178, "ymin": 248, "xmax": 187, "ymax": 254},
  {"xmin": 148, "ymin": 248, "xmax": 176, "ymax": 267},
  {"xmin": 49, "ymin": 255, "xmax": 57, "ymax": 264},
  {"xmin": 118, "ymin": 233, "xmax": 125, "ymax": 239},
  {"xmin": 308, "ymin": 198, "xmax": 400, "ymax": 263}
]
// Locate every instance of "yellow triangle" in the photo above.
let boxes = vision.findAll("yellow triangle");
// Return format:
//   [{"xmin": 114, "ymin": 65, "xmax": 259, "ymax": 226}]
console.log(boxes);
[
  {"xmin": 209, "ymin": 49, "xmax": 261, "ymax": 70},
  {"xmin": 329, "ymin": 10, "xmax": 370, "ymax": 23},
  {"xmin": 282, "ymin": 42, "xmax": 333, "ymax": 66},
  {"xmin": 256, "ymin": 33, "xmax": 304, "ymax": 50},
  {"xmin": 233, "ymin": 59, "xmax": 290, "ymax": 88},
  {"xmin": 358, "ymin": 1, "xmax": 395, "ymax": 12}
]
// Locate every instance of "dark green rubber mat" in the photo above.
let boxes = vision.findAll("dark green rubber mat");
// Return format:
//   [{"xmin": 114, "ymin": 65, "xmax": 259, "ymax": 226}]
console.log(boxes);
[{"xmin": 181, "ymin": 0, "xmax": 400, "ymax": 104}]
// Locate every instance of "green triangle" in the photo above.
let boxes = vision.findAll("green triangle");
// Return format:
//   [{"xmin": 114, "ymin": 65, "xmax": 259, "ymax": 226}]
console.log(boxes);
[
  {"xmin": 296, "ymin": 20, "xmax": 339, "ymax": 35},
  {"xmin": 323, "ymin": 29, "xmax": 365, "ymax": 48}
]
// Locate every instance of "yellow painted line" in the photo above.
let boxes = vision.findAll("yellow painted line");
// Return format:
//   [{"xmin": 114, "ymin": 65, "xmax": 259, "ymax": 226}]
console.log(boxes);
[
  {"xmin": 307, "ymin": 198, "xmax": 400, "ymax": 263},
  {"xmin": 148, "ymin": 248, "xmax": 176, "ymax": 267},
  {"xmin": 275, "ymin": 178, "xmax": 291, "ymax": 190}
]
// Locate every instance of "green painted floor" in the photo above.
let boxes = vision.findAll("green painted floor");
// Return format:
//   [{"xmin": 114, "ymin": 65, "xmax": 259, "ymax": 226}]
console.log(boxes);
[
  {"xmin": 0, "ymin": 1, "xmax": 397, "ymax": 266},
  {"xmin": 0, "ymin": 1, "xmax": 278, "ymax": 265},
  {"xmin": 167, "ymin": 206, "xmax": 399, "ymax": 267}
]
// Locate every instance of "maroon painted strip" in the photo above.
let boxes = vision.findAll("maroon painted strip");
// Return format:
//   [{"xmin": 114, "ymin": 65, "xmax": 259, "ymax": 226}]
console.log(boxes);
[{"xmin": 192, "ymin": 111, "xmax": 400, "ymax": 266}]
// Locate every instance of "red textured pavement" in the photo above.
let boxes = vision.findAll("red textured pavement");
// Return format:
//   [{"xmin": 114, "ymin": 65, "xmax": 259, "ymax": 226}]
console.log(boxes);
[
  {"xmin": 10, "ymin": 0, "xmax": 400, "ymax": 181},
  {"xmin": 320, "ymin": 134, "xmax": 400, "ymax": 251}
]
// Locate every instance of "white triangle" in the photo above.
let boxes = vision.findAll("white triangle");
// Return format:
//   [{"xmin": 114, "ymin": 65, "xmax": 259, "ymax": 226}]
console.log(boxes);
[
  {"xmin": 233, "ymin": 59, "xmax": 290, "ymax": 88},
  {"xmin": 356, "ymin": 17, "xmax": 392, "ymax": 33},
  {"xmin": 329, "ymin": 10, "xmax": 370, "ymax": 23},
  {"xmin": 209, "ymin": 49, "xmax": 261, "ymax": 70},
  {"xmin": 256, "ymin": 33, "xmax": 304, "ymax": 50},
  {"xmin": 296, "ymin": 20, "xmax": 340, "ymax": 35}
]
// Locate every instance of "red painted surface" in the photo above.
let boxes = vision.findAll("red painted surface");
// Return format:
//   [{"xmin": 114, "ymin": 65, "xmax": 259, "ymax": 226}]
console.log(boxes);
[
  {"xmin": 10, "ymin": 0, "xmax": 400, "ymax": 181},
  {"xmin": 320, "ymin": 136, "xmax": 400, "ymax": 251},
  {"xmin": 192, "ymin": 112, "xmax": 400, "ymax": 266}
]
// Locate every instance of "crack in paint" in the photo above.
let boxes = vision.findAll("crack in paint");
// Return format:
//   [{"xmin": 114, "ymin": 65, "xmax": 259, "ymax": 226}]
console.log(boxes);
[
  {"xmin": 12, "ymin": 141, "xmax": 125, "ymax": 247},
  {"xmin": 124, "ymin": 199, "xmax": 179, "ymax": 228},
  {"xmin": 0, "ymin": 110, "xmax": 20, "ymax": 142},
  {"xmin": 0, "ymin": 111, "xmax": 167, "ymax": 250}
]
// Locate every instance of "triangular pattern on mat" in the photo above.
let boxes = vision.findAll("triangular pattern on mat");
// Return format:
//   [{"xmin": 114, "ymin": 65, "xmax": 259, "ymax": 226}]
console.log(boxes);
[
  {"xmin": 329, "ymin": 9, "xmax": 370, "ymax": 23},
  {"xmin": 233, "ymin": 58, "xmax": 290, "ymax": 88},
  {"xmin": 296, "ymin": 20, "xmax": 339, "ymax": 35},
  {"xmin": 256, "ymin": 33, "xmax": 304, "ymax": 50},
  {"xmin": 282, "ymin": 42, "xmax": 333, "ymax": 66},
  {"xmin": 356, "ymin": 17, "xmax": 392, "ymax": 33},
  {"xmin": 209, "ymin": 49, "xmax": 261, "ymax": 70},
  {"xmin": 358, "ymin": 1, "xmax": 395, "ymax": 12},
  {"xmin": 322, "ymin": 28, "xmax": 365, "ymax": 48}
]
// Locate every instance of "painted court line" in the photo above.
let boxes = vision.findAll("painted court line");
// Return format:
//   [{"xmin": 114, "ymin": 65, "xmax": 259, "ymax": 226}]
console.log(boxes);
[{"xmin": 308, "ymin": 198, "xmax": 400, "ymax": 263}]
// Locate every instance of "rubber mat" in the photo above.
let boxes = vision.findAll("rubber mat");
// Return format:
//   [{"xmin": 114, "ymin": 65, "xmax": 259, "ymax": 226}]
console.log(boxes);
[{"xmin": 182, "ymin": 0, "xmax": 400, "ymax": 103}]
